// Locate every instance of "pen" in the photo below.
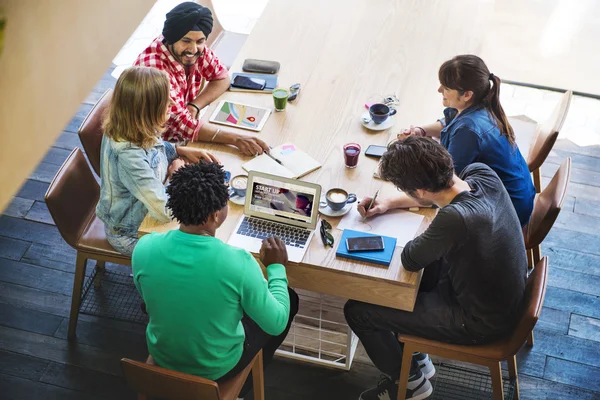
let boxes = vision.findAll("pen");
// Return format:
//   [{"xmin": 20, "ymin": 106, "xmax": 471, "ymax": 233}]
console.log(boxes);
[
  {"xmin": 363, "ymin": 190, "xmax": 379, "ymax": 221},
  {"xmin": 265, "ymin": 147, "xmax": 283, "ymax": 165}
]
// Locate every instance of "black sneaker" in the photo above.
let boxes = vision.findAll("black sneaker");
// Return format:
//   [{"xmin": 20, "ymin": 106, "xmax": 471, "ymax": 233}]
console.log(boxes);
[
  {"xmin": 359, "ymin": 371, "xmax": 433, "ymax": 400},
  {"xmin": 413, "ymin": 352, "xmax": 436, "ymax": 379}
]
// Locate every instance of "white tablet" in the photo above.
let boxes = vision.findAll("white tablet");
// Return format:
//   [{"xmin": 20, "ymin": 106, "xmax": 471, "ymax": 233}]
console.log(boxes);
[{"xmin": 209, "ymin": 100, "xmax": 271, "ymax": 132}]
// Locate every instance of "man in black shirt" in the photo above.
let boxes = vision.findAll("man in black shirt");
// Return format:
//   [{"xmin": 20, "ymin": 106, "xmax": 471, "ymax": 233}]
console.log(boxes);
[{"xmin": 345, "ymin": 136, "xmax": 527, "ymax": 400}]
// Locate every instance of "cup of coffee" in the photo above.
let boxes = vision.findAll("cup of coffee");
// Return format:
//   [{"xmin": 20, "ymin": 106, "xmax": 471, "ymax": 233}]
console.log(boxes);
[
  {"xmin": 343, "ymin": 143, "xmax": 361, "ymax": 168},
  {"xmin": 369, "ymin": 103, "xmax": 397, "ymax": 124},
  {"xmin": 273, "ymin": 88, "xmax": 289, "ymax": 111},
  {"xmin": 229, "ymin": 175, "xmax": 248, "ymax": 197},
  {"xmin": 325, "ymin": 188, "xmax": 357, "ymax": 211}
]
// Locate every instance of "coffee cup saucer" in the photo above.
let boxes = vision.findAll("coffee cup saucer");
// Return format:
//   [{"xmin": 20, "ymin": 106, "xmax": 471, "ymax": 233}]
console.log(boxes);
[
  {"xmin": 318, "ymin": 195, "xmax": 353, "ymax": 217},
  {"xmin": 361, "ymin": 111, "xmax": 395, "ymax": 131},
  {"xmin": 229, "ymin": 194, "xmax": 246, "ymax": 206}
]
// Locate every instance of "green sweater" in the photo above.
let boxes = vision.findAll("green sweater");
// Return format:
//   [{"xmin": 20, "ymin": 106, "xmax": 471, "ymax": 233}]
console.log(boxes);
[{"xmin": 132, "ymin": 229, "xmax": 290, "ymax": 380}]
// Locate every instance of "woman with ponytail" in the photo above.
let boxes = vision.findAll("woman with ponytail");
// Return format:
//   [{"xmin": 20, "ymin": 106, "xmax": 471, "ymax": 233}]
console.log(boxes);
[{"xmin": 399, "ymin": 55, "xmax": 534, "ymax": 225}]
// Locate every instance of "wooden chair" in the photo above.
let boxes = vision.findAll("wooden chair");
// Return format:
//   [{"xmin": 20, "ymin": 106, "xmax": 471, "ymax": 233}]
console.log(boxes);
[
  {"xmin": 78, "ymin": 88, "xmax": 113, "ymax": 177},
  {"xmin": 526, "ymin": 90, "xmax": 572, "ymax": 192},
  {"xmin": 121, "ymin": 350, "xmax": 265, "ymax": 400},
  {"xmin": 523, "ymin": 157, "xmax": 571, "ymax": 268},
  {"xmin": 397, "ymin": 257, "xmax": 548, "ymax": 400},
  {"xmin": 196, "ymin": 0, "xmax": 248, "ymax": 70},
  {"xmin": 45, "ymin": 148, "xmax": 131, "ymax": 339}
]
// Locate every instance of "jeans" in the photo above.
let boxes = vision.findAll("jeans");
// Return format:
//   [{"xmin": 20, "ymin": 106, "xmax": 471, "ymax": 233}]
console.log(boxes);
[
  {"xmin": 216, "ymin": 287, "xmax": 299, "ymax": 397},
  {"xmin": 344, "ymin": 260, "xmax": 484, "ymax": 380},
  {"xmin": 105, "ymin": 226, "xmax": 138, "ymax": 257}
]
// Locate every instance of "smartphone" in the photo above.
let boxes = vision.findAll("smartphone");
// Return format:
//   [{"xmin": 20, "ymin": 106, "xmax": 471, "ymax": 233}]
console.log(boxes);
[
  {"xmin": 346, "ymin": 236, "xmax": 385, "ymax": 252},
  {"xmin": 231, "ymin": 75, "xmax": 267, "ymax": 91},
  {"xmin": 365, "ymin": 145, "xmax": 387, "ymax": 158}
]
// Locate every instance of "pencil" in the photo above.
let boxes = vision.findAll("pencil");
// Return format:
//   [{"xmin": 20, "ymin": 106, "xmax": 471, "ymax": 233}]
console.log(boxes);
[
  {"xmin": 265, "ymin": 147, "xmax": 283, "ymax": 165},
  {"xmin": 362, "ymin": 190, "xmax": 379, "ymax": 221}
]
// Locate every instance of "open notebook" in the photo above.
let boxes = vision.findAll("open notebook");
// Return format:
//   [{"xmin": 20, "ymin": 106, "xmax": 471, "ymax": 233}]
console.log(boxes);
[{"xmin": 242, "ymin": 143, "xmax": 321, "ymax": 179}]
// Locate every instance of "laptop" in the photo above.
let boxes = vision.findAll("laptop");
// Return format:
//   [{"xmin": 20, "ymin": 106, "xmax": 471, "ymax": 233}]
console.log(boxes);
[{"xmin": 228, "ymin": 171, "xmax": 322, "ymax": 263}]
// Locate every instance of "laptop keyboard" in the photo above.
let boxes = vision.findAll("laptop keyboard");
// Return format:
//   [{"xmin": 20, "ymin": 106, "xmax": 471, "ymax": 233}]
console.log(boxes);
[{"xmin": 237, "ymin": 217, "xmax": 311, "ymax": 248}]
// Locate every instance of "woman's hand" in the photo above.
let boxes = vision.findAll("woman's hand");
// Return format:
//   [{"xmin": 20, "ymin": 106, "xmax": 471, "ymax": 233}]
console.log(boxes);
[
  {"xmin": 357, "ymin": 197, "xmax": 389, "ymax": 218},
  {"xmin": 177, "ymin": 146, "xmax": 220, "ymax": 164},
  {"xmin": 234, "ymin": 135, "xmax": 270, "ymax": 156}
]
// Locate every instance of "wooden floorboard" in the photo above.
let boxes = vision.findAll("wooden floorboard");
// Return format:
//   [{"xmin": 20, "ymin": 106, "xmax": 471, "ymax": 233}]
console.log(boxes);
[{"xmin": 1, "ymin": 71, "xmax": 600, "ymax": 399}]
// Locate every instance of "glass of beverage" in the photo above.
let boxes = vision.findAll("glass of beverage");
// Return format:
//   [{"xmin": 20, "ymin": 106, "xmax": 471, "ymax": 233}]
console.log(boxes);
[
  {"xmin": 343, "ymin": 143, "xmax": 361, "ymax": 168},
  {"xmin": 273, "ymin": 88, "xmax": 289, "ymax": 111}
]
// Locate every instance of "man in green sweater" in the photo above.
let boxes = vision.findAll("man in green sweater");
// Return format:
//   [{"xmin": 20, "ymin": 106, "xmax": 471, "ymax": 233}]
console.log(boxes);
[{"xmin": 132, "ymin": 162, "xmax": 298, "ymax": 397}]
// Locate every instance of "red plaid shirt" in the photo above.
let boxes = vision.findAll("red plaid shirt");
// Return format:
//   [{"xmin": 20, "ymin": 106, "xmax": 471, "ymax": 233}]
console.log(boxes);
[{"xmin": 134, "ymin": 36, "xmax": 228, "ymax": 142}]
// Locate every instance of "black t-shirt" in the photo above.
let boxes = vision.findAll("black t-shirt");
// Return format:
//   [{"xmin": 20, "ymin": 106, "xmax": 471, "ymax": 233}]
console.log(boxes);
[{"xmin": 401, "ymin": 163, "xmax": 527, "ymax": 334}]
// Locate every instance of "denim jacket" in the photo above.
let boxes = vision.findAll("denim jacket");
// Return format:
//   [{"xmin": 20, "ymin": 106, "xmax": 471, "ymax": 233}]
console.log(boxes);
[
  {"xmin": 439, "ymin": 106, "xmax": 535, "ymax": 226},
  {"xmin": 96, "ymin": 135, "xmax": 177, "ymax": 237}
]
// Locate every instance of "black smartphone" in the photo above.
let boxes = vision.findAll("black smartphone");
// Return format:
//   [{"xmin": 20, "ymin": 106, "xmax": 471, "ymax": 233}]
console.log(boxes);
[
  {"xmin": 365, "ymin": 145, "xmax": 387, "ymax": 158},
  {"xmin": 231, "ymin": 75, "xmax": 267, "ymax": 91},
  {"xmin": 346, "ymin": 236, "xmax": 385, "ymax": 252}
]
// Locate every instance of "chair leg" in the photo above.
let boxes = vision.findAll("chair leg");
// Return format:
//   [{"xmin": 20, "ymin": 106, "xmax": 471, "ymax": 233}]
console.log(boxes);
[
  {"xmin": 532, "ymin": 245, "xmax": 541, "ymax": 266},
  {"xmin": 533, "ymin": 169, "xmax": 542, "ymax": 193},
  {"xmin": 489, "ymin": 361, "xmax": 505, "ymax": 400},
  {"xmin": 397, "ymin": 343, "xmax": 415, "ymax": 400},
  {"xmin": 68, "ymin": 253, "xmax": 87, "ymax": 339},
  {"xmin": 94, "ymin": 260, "xmax": 106, "ymax": 288},
  {"xmin": 252, "ymin": 350, "xmax": 265, "ymax": 400},
  {"xmin": 526, "ymin": 248, "xmax": 533, "ymax": 269},
  {"xmin": 507, "ymin": 355, "xmax": 520, "ymax": 400},
  {"xmin": 526, "ymin": 330, "xmax": 534, "ymax": 347}
]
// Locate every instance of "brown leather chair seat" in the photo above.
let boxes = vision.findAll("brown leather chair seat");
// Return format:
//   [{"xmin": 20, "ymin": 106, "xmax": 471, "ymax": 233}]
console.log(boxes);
[{"xmin": 78, "ymin": 216, "xmax": 130, "ymax": 259}]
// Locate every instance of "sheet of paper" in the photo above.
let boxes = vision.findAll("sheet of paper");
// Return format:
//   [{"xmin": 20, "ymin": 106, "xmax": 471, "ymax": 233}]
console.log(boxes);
[
  {"xmin": 242, "ymin": 156, "xmax": 295, "ymax": 178},
  {"xmin": 336, "ymin": 208, "xmax": 425, "ymax": 248}
]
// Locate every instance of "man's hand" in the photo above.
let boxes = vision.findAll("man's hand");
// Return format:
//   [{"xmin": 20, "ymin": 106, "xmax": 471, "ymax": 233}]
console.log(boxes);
[
  {"xmin": 177, "ymin": 146, "xmax": 220, "ymax": 164},
  {"xmin": 260, "ymin": 237, "xmax": 289, "ymax": 267},
  {"xmin": 396, "ymin": 125, "xmax": 425, "ymax": 140},
  {"xmin": 168, "ymin": 158, "xmax": 186, "ymax": 177},
  {"xmin": 234, "ymin": 135, "xmax": 270, "ymax": 156},
  {"xmin": 357, "ymin": 196, "xmax": 389, "ymax": 218}
]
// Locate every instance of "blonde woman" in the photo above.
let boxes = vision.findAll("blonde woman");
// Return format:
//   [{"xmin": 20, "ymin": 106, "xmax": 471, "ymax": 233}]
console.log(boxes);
[{"xmin": 96, "ymin": 66, "xmax": 219, "ymax": 256}]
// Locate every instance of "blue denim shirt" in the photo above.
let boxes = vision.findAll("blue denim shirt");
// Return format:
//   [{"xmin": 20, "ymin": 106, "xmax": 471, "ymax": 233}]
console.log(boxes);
[
  {"xmin": 96, "ymin": 135, "xmax": 177, "ymax": 237},
  {"xmin": 440, "ymin": 106, "xmax": 535, "ymax": 226}
]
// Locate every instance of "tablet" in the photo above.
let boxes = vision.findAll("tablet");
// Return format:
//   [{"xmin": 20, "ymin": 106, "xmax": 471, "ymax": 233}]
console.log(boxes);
[{"xmin": 209, "ymin": 100, "xmax": 271, "ymax": 132}]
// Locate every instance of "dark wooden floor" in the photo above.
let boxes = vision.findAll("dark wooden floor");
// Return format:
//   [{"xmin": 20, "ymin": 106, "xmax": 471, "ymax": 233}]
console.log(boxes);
[{"xmin": 1, "ymin": 70, "xmax": 599, "ymax": 400}]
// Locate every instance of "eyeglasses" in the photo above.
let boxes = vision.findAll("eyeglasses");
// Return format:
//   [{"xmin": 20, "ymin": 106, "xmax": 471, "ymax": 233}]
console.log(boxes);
[
  {"xmin": 320, "ymin": 219, "xmax": 334, "ymax": 247},
  {"xmin": 288, "ymin": 83, "xmax": 301, "ymax": 102}
]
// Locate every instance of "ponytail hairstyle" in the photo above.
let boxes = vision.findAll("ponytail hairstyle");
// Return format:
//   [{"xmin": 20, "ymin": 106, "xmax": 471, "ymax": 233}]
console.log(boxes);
[{"xmin": 438, "ymin": 55, "xmax": 515, "ymax": 146}]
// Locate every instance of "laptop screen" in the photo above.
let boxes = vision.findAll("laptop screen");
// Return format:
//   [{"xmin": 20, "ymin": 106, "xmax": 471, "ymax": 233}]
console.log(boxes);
[{"xmin": 248, "ymin": 175, "xmax": 318, "ymax": 224}]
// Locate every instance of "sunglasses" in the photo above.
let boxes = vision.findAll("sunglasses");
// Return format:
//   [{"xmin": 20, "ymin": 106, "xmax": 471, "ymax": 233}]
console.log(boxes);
[
  {"xmin": 320, "ymin": 219, "xmax": 334, "ymax": 247},
  {"xmin": 288, "ymin": 83, "xmax": 301, "ymax": 102}
]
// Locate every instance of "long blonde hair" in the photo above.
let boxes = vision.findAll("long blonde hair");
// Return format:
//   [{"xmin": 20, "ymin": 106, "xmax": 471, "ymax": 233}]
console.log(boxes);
[{"xmin": 103, "ymin": 66, "xmax": 171, "ymax": 149}]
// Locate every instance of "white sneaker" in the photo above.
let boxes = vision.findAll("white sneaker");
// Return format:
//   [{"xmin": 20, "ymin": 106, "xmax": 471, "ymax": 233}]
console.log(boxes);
[{"xmin": 413, "ymin": 352, "xmax": 436, "ymax": 380}]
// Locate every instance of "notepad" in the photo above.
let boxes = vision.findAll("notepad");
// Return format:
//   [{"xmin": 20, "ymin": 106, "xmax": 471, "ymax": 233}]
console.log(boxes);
[
  {"xmin": 242, "ymin": 143, "xmax": 321, "ymax": 179},
  {"xmin": 336, "ymin": 230, "xmax": 397, "ymax": 267}
]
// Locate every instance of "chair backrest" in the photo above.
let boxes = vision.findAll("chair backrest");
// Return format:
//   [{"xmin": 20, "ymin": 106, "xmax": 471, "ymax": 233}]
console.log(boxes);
[
  {"xmin": 507, "ymin": 257, "xmax": 548, "ymax": 354},
  {"xmin": 44, "ymin": 148, "xmax": 100, "ymax": 249},
  {"xmin": 527, "ymin": 90, "xmax": 572, "ymax": 172},
  {"xmin": 78, "ymin": 89, "xmax": 112, "ymax": 176},
  {"xmin": 523, "ymin": 158, "xmax": 571, "ymax": 248},
  {"xmin": 121, "ymin": 358, "xmax": 221, "ymax": 400},
  {"xmin": 195, "ymin": 0, "xmax": 225, "ymax": 48}
]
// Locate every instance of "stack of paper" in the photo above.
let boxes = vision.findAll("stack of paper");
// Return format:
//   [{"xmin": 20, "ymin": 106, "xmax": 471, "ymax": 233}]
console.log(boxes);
[{"xmin": 337, "ymin": 208, "xmax": 425, "ymax": 248}]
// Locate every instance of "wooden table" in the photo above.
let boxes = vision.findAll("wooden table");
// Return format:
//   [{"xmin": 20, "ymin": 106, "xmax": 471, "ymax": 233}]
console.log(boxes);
[{"xmin": 139, "ymin": 0, "xmax": 492, "ymax": 312}]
